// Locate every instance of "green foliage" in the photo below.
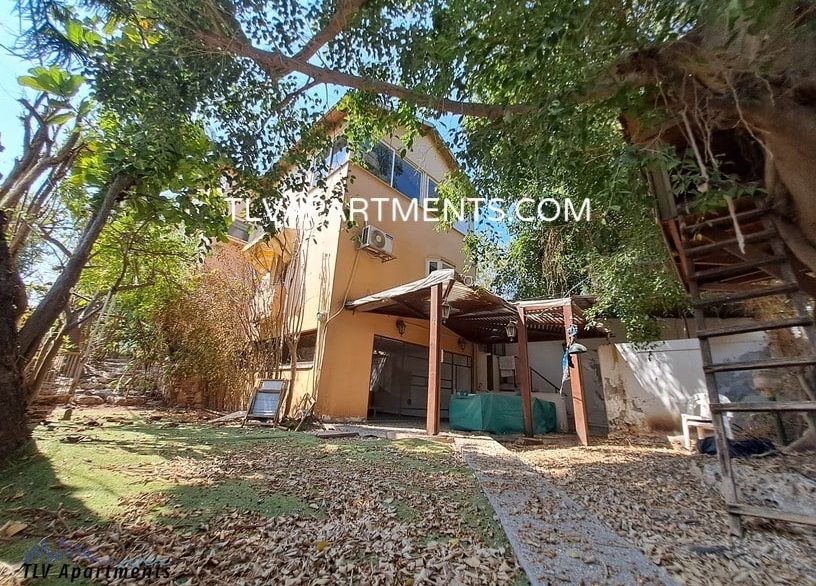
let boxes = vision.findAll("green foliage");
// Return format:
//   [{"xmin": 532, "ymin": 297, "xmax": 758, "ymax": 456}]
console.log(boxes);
[
  {"xmin": 22, "ymin": 0, "xmax": 795, "ymax": 342},
  {"xmin": 18, "ymin": 65, "xmax": 83, "ymax": 97}
]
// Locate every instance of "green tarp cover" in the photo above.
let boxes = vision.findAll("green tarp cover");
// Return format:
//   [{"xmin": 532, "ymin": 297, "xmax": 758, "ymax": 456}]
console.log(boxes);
[{"xmin": 449, "ymin": 393, "xmax": 557, "ymax": 434}]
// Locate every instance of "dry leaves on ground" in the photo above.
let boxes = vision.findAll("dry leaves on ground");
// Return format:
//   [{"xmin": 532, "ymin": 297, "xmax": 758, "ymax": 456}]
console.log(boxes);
[
  {"xmin": 55, "ymin": 436, "xmax": 523, "ymax": 585},
  {"xmin": 513, "ymin": 435, "xmax": 816, "ymax": 586}
]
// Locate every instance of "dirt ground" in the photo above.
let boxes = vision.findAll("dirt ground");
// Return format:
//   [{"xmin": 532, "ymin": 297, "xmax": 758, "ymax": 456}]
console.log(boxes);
[{"xmin": 511, "ymin": 434, "xmax": 816, "ymax": 586}]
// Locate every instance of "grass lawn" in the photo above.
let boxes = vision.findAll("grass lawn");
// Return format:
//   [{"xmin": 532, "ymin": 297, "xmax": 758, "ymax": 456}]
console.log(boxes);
[{"xmin": 0, "ymin": 408, "xmax": 524, "ymax": 585}]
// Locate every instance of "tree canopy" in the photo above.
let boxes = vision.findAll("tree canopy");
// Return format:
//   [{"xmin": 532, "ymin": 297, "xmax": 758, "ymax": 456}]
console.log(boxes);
[{"xmin": 15, "ymin": 0, "xmax": 816, "ymax": 341}]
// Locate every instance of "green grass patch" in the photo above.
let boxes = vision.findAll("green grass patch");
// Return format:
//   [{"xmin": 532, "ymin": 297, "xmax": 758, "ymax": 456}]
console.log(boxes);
[
  {"xmin": 0, "ymin": 417, "xmax": 313, "ymax": 568},
  {"xmin": 151, "ymin": 478, "xmax": 313, "ymax": 526}
]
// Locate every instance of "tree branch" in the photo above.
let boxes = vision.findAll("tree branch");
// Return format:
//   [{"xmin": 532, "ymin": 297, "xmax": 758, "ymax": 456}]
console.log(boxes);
[
  {"xmin": 18, "ymin": 174, "xmax": 135, "ymax": 364},
  {"xmin": 293, "ymin": 0, "xmax": 370, "ymax": 63},
  {"xmin": 196, "ymin": 30, "xmax": 532, "ymax": 118}
]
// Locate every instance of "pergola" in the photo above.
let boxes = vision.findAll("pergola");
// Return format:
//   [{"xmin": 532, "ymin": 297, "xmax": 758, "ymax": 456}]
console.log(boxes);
[{"xmin": 345, "ymin": 269, "xmax": 607, "ymax": 445}]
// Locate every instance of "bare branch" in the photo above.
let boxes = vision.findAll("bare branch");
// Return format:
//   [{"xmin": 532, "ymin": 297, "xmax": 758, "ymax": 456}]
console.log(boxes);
[
  {"xmin": 196, "ymin": 30, "xmax": 533, "ymax": 118},
  {"xmin": 293, "ymin": 0, "xmax": 370, "ymax": 63}
]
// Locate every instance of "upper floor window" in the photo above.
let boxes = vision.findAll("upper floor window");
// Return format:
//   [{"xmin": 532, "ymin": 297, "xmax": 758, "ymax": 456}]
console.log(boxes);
[
  {"xmin": 426, "ymin": 257, "xmax": 455, "ymax": 275},
  {"xmin": 328, "ymin": 138, "xmax": 348, "ymax": 169},
  {"xmin": 363, "ymin": 141, "xmax": 394, "ymax": 184},
  {"xmin": 310, "ymin": 138, "xmax": 349, "ymax": 186},
  {"xmin": 361, "ymin": 141, "xmax": 470, "ymax": 233},
  {"xmin": 392, "ymin": 157, "xmax": 421, "ymax": 201}
]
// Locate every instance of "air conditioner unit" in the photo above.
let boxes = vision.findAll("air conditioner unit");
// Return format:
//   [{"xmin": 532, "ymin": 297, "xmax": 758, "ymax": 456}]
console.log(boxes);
[{"xmin": 360, "ymin": 224, "xmax": 394, "ymax": 257}]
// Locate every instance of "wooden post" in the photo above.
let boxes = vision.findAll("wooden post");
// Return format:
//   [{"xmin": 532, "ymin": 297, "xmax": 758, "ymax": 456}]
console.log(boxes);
[
  {"xmin": 563, "ymin": 302, "xmax": 589, "ymax": 446},
  {"xmin": 517, "ymin": 307, "xmax": 533, "ymax": 436},
  {"xmin": 426, "ymin": 283, "xmax": 442, "ymax": 435}
]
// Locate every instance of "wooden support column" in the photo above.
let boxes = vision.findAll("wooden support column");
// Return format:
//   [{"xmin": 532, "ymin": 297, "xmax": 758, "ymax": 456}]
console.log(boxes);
[
  {"xmin": 426, "ymin": 283, "xmax": 442, "ymax": 435},
  {"xmin": 517, "ymin": 307, "xmax": 533, "ymax": 436},
  {"xmin": 563, "ymin": 302, "xmax": 589, "ymax": 446}
]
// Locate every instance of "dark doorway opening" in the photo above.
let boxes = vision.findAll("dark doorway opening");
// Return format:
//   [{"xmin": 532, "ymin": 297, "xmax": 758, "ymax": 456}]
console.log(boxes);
[{"xmin": 368, "ymin": 335, "xmax": 472, "ymax": 419}]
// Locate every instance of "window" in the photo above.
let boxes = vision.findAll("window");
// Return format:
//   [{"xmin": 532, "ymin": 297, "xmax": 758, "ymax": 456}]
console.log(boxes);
[
  {"xmin": 363, "ymin": 141, "xmax": 394, "ymax": 184},
  {"xmin": 328, "ymin": 138, "xmax": 348, "ymax": 169},
  {"xmin": 426, "ymin": 257, "xmax": 455, "ymax": 275},
  {"xmin": 308, "ymin": 138, "xmax": 349, "ymax": 187},
  {"xmin": 360, "ymin": 142, "xmax": 466, "ymax": 233},
  {"xmin": 392, "ymin": 156, "xmax": 422, "ymax": 200},
  {"xmin": 427, "ymin": 178, "xmax": 438, "ymax": 200},
  {"xmin": 282, "ymin": 331, "xmax": 317, "ymax": 366}
]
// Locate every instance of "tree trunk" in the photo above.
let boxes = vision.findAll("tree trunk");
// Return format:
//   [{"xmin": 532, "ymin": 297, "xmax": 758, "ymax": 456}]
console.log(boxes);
[
  {"xmin": 17, "ymin": 174, "xmax": 134, "ymax": 372},
  {"xmin": 0, "ymin": 211, "xmax": 28, "ymax": 460}
]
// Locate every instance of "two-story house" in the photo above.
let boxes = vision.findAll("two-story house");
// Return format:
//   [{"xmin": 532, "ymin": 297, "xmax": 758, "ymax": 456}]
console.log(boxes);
[
  {"xmin": 229, "ymin": 109, "xmax": 607, "ymax": 443},
  {"xmin": 232, "ymin": 108, "xmax": 474, "ymax": 422}
]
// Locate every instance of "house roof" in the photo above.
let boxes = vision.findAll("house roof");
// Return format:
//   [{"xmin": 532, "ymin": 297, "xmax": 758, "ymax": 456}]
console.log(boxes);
[{"xmin": 345, "ymin": 269, "xmax": 607, "ymax": 343}]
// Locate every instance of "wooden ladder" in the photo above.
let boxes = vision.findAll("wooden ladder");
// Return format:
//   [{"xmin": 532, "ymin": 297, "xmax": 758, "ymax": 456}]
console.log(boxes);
[{"xmin": 678, "ymin": 209, "xmax": 816, "ymax": 535}]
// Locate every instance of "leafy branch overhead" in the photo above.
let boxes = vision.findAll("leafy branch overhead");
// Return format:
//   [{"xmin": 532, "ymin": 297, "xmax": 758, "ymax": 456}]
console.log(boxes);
[{"xmin": 15, "ymin": 0, "xmax": 816, "ymax": 340}]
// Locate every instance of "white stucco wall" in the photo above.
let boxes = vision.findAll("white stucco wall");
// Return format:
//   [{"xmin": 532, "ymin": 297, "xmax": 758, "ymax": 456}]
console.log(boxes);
[{"xmin": 599, "ymin": 325, "xmax": 769, "ymax": 431}]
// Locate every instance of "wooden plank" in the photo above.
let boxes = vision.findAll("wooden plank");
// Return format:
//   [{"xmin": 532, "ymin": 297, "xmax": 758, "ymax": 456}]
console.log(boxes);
[
  {"xmin": 426, "ymin": 283, "xmax": 442, "ymax": 436},
  {"xmin": 684, "ymin": 229, "xmax": 774, "ymax": 257},
  {"xmin": 563, "ymin": 302, "xmax": 589, "ymax": 447},
  {"xmin": 690, "ymin": 254, "xmax": 787, "ymax": 282},
  {"xmin": 711, "ymin": 401, "xmax": 816, "ymax": 413},
  {"xmin": 693, "ymin": 283, "xmax": 799, "ymax": 308},
  {"xmin": 697, "ymin": 317, "xmax": 812, "ymax": 339},
  {"xmin": 683, "ymin": 207, "xmax": 766, "ymax": 232},
  {"xmin": 704, "ymin": 355, "xmax": 816, "ymax": 373},
  {"xmin": 516, "ymin": 307, "xmax": 533, "ymax": 437},
  {"xmin": 728, "ymin": 503, "xmax": 816, "ymax": 526}
]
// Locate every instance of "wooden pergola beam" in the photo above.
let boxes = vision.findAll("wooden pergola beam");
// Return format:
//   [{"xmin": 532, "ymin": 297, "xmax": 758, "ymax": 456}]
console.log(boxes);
[
  {"xmin": 517, "ymin": 306, "xmax": 534, "ymax": 436},
  {"xmin": 426, "ymin": 283, "xmax": 442, "ymax": 435},
  {"xmin": 563, "ymin": 301, "xmax": 589, "ymax": 446}
]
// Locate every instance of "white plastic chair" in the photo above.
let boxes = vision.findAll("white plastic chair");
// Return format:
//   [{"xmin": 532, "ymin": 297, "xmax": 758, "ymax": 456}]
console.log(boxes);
[{"xmin": 682, "ymin": 392, "xmax": 734, "ymax": 450}]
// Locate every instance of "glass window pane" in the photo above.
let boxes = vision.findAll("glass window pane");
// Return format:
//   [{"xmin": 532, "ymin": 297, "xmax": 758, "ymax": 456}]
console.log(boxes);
[
  {"xmin": 363, "ymin": 142, "xmax": 393, "ymax": 183},
  {"xmin": 453, "ymin": 219, "xmax": 470, "ymax": 233},
  {"xmin": 427, "ymin": 179, "xmax": 438, "ymax": 200},
  {"xmin": 392, "ymin": 156, "xmax": 421, "ymax": 200},
  {"xmin": 329, "ymin": 138, "xmax": 348, "ymax": 169}
]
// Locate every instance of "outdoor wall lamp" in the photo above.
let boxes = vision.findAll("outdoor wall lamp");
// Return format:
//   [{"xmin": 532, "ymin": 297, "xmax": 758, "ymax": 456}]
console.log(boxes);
[
  {"xmin": 441, "ymin": 301, "xmax": 452, "ymax": 321},
  {"xmin": 505, "ymin": 320, "xmax": 517, "ymax": 340},
  {"xmin": 396, "ymin": 319, "xmax": 406, "ymax": 336},
  {"xmin": 457, "ymin": 337, "xmax": 467, "ymax": 351},
  {"xmin": 567, "ymin": 343, "xmax": 588, "ymax": 354}
]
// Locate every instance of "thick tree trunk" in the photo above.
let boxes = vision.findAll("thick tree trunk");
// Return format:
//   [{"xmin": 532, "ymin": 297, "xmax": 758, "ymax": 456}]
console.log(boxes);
[
  {"xmin": 0, "ymin": 211, "xmax": 28, "ymax": 460},
  {"xmin": 17, "ymin": 174, "xmax": 134, "ymax": 372}
]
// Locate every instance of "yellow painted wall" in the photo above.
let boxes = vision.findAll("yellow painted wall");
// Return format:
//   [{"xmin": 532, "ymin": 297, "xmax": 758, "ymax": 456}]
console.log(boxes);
[{"xmin": 279, "ymin": 127, "xmax": 472, "ymax": 419}]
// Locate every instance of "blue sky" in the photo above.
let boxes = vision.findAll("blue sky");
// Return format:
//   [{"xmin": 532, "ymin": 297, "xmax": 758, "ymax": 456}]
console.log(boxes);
[
  {"xmin": 0, "ymin": 0, "xmax": 36, "ymax": 171},
  {"xmin": 0, "ymin": 0, "xmax": 507, "ymax": 246}
]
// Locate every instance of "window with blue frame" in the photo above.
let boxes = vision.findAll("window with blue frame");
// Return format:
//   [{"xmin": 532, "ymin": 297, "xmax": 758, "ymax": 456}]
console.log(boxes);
[
  {"xmin": 328, "ymin": 138, "xmax": 348, "ymax": 169},
  {"xmin": 392, "ymin": 156, "xmax": 421, "ymax": 200},
  {"xmin": 363, "ymin": 141, "xmax": 394, "ymax": 184}
]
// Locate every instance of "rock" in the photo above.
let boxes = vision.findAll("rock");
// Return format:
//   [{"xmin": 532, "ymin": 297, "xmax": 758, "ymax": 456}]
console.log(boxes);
[
  {"xmin": 59, "ymin": 408, "xmax": 73, "ymax": 421},
  {"xmin": 73, "ymin": 394, "xmax": 105, "ymax": 406},
  {"xmin": 108, "ymin": 396, "xmax": 146, "ymax": 406}
]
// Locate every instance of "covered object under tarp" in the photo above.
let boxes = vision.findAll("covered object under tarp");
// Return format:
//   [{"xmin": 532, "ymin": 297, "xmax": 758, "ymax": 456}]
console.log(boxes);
[{"xmin": 449, "ymin": 393, "xmax": 557, "ymax": 435}]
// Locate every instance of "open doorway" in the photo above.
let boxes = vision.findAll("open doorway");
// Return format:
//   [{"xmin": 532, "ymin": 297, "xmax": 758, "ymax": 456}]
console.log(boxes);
[{"xmin": 368, "ymin": 335, "xmax": 472, "ymax": 420}]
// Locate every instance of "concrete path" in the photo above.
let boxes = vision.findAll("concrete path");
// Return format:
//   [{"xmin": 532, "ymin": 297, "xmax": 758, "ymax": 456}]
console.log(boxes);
[{"xmin": 455, "ymin": 437, "xmax": 676, "ymax": 585}]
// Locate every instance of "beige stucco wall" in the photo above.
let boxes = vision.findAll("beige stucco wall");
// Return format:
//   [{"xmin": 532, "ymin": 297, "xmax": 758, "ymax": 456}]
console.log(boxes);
[{"xmin": 280, "ymin": 127, "xmax": 471, "ymax": 419}]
